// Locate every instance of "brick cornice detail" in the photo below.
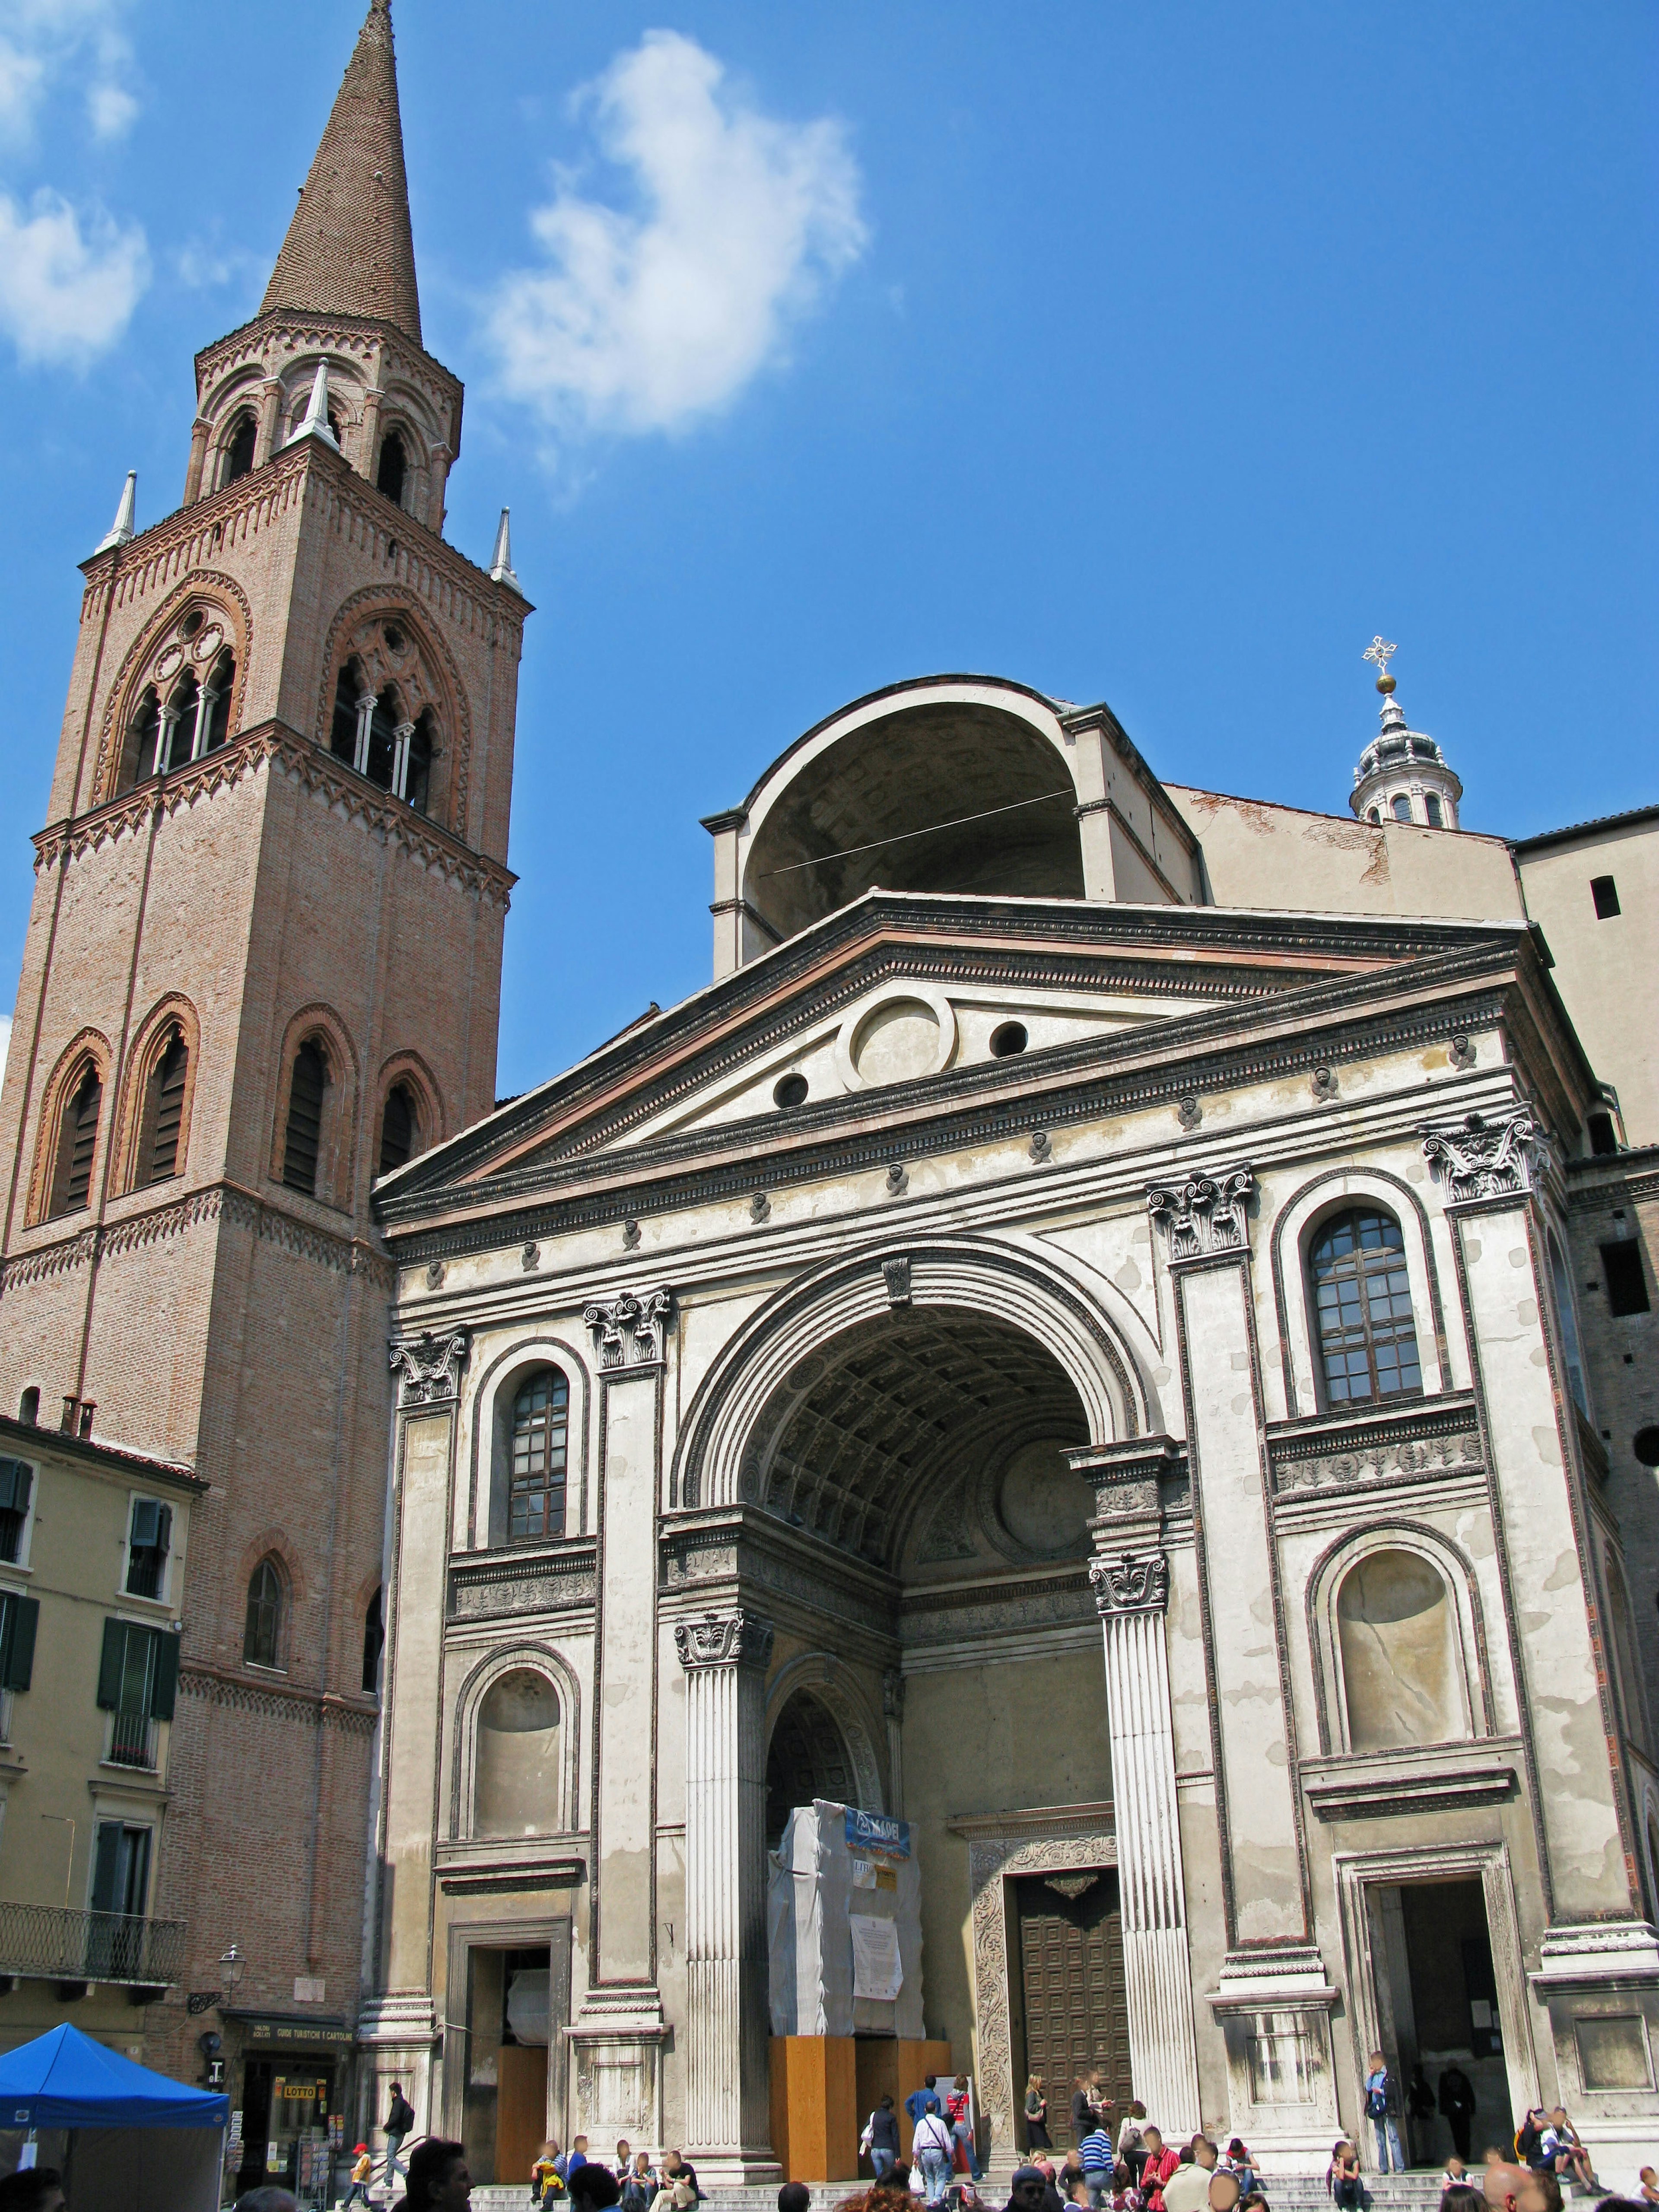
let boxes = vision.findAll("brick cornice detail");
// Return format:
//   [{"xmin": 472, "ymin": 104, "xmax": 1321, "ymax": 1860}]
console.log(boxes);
[
  {"xmin": 179, "ymin": 1657, "xmax": 379, "ymax": 1734},
  {"xmin": 0, "ymin": 1178, "xmax": 395, "ymax": 1292},
  {"xmin": 31, "ymin": 721, "xmax": 515, "ymax": 908}
]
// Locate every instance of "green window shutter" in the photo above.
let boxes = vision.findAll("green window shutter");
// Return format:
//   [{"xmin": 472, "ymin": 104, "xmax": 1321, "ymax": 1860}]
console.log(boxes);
[
  {"xmin": 149, "ymin": 1627, "xmax": 179, "ymax": 1721},
  {"xmin": 89, "ymin": 1821, "xmax": 123, "ymax": 1915},
  {"xmin": 129, "ymin": 1500, "xmax": 162, "ymax": 1548},
  {"xmin": 96, "ymin": 1618, "xmax": 126, "ymax": 1709},
  {"xmin": 2, "ymin": 1598, "xmax": 35, "ymax": 1693},
  {"xmin": 0, "ymin": 1461, "xmax": 31, "ymax": 1514}
]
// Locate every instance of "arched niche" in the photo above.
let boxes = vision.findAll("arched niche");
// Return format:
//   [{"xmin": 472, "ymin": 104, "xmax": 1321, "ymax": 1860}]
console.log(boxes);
[
  {"xmin": 1309, "ymin": 1527, "xmax": 1489, "ymax": 1755},
  {"xmin": 451, "ymin": 1646, "xmax": 582, "ymax": 1842}
]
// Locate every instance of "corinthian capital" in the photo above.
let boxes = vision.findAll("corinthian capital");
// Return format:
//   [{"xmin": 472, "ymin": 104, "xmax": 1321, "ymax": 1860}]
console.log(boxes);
[
  {"xmin": 674, "ymin": 1608, "xmax": 775, "ymax": 1674},
  {"xmin": 585, "ymin": 1287, "xmax": 673, "ymax": 1371},
  {"xmin": 389, "ymin": 1327, "xmax": 470, "ymax": 1407},
  {"xmin": 1420, "ymin": 1109, "xmax": 1546, "ymax": 1206},
  {"xmin": 1146, "ymin": 1164, "xmax": 1254, "ymax": 1265},
  {"xmin": 1090, "ymin": 1549, "xmax": 1170, "ymax": 1617}
]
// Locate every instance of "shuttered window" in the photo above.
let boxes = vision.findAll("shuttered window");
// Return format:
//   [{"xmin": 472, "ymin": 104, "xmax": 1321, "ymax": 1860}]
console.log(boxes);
[
  {"xmin": 378, "ymin": 1084, "xmax": 415, "ymax": 1175},
  {"xmin": 51, "ymin": 1065, "xmax": 102, "ymax": 1216},
  {"xmin": 0, "ymin": 1591, "xmax": 38, "ymax": 1691},
  {"xmin": 0, "ymin": 1460, "xmax": 32, "ymax": 1564},
  {"xmin": 282, "ymin": 1042, "xmax": 328, "ymax": 1195},
  {"xmin": 243, "ymin": 1558, "xmax": 283, "ymax": 1668},
  {"xmin": 143, "ymin": 1031, "xmax": 189, "ymax": 1185},
  {"xmin": 124, "ymin": 1498, "xmax": 172, "ymax": 1600}
]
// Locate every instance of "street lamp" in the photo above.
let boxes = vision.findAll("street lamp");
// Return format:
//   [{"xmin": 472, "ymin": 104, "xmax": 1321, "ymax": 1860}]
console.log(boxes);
[{"xmin": 219, "ymin": 1942, "xmax": 245, "ymax": 2005}]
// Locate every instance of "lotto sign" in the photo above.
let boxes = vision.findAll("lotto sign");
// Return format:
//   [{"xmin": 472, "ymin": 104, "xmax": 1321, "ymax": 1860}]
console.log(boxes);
[{"xmin": 844, "ymin": 1807, "xmax": 910, "ymax": 1859}]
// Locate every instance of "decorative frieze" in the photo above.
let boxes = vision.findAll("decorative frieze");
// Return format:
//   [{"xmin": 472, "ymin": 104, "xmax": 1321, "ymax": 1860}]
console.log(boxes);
[
  {"xmin": 1090, "ymin": 1550, "xmax": 1171, "ymax": 1616},
  {"xmin": 389, "ymin": 1327, "xmax": 470, "ymax": 1406},
  {"xmin": 585, "ymin": 1287, "xmax": 672, "ymax": 1372},
  {"xmin": 447, "ymin": 1542, "xmax": 598, "ymax": 1622},
  {"xmin": 1147, "ymin": 1164, "xmax": 1254, "ymax": 1264},
  {"xmin": 673, "ymin": 1609, "xmax": 775, "ymax": 1674},
  {"xmin": 1421, "ymin": 1108, "xmax": 1545, "ymax": 1206},
  {"xmin": 1268, "ymin": 1393, "xmax": 1484, "ymax": 1497}
]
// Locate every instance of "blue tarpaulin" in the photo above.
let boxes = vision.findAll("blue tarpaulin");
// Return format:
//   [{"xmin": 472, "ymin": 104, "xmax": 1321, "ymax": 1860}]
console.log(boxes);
[{"xmin": 0, "ymin": 2023, "xmax": 229, "ymax": 2130}]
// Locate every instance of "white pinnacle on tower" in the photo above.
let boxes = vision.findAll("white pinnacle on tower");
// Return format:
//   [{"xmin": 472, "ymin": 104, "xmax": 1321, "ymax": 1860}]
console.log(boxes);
[
  {"xmin": 284, "ymin": 360, "xmax": 339, "ymax": 450},
  {"xmin": 94, "ymin": 470, "xmax": 137, "ymax": 553},
  {"xmin": 489, "ymin": 507, "xmax": 520, "ymax": 591},
  {"xmin": 1349, "ymin": 637, "xmax": 1463, "ymax": 830}
]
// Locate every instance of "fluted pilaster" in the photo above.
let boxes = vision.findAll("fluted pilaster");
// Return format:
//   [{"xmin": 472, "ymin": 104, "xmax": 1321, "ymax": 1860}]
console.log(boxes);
[{"xmin": 677, "ymin": 1608, "xmax": 778, "ymax": 2182}]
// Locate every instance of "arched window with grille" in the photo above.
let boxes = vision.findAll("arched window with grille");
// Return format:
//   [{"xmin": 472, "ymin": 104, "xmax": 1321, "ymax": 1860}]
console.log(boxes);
[
  {"xmin": 50, "ymin": 1062, "xmax": 103, "ymax": 1217},
  {"xmin": 378, "ymin": 1081, "xmax": 417, "ymax": 1175},
  {"xmin": 1308, "ymin": 1208, "xmax": 1423, "ymax": 1406},
  {"xmin": 281, "ymin": 1041, "xmax": 329, "ymax": 1196},
  {"xmin": 138, "ymin": 1028, "xmax": 189, "ymax": 1186},
  {"xmin": 243, "ymin": 1557, "xmax": 284, "ymax": 1669},
  {"xmin": 507, "ymin": 1369, "xmax": 570, "ymax": 1544}
]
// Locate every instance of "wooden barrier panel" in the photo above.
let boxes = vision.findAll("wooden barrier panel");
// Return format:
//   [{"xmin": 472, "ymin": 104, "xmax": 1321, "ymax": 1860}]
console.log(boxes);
[{"xmin": 769, "ymin": 2036, "xmax": 859, "ymax": 2182}]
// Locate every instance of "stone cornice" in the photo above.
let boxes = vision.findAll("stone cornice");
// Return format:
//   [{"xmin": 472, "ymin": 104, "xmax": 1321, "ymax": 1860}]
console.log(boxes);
[
  {"xmin": 379, "ymin": 940, "xmax": 1534, "ymax": 1258},
  {"xmin": 30, "ymin": 720, "xmax": 515, "ymax": 907},
  {"xmin": 1567, "ymin": 1144, "xmax": 1659, "ymax": 1208}
]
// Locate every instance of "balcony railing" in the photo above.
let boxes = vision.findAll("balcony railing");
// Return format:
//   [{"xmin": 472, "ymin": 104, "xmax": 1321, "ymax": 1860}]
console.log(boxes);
[
  {"xmin": 0, "ymin": 1901, "xmax": 186, "ymax": 1987},
  {"xmin": 107, "ymin": 1710, "xmax": 158, "ymax": 1769}
]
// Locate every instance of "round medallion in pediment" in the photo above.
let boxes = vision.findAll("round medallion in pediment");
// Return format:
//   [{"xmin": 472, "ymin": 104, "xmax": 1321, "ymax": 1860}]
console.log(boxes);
[{"xmin": 835, "ymin": 982, "xmax": 957, "ymax": 1092}]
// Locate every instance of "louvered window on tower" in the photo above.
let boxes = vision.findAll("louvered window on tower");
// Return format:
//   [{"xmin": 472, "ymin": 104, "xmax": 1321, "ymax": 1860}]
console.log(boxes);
[
  {"xmin": 142, "ymin": 1031, "xmax": 188, "ymax": 1185},
  {"xmin": 379, "ymin": 1082, "xmax": 416, "ymax": 1175},
  {"xmin": 223, "ymin": 413, "xmax": 257, "ymax": 486},
  {"xmin": 282, "ymin": 1041, "xmax": 328, "ymax": 1196},
  {"xmin": 51, "ymin": 1064, "xmax": 102, "ymax": 1216},
  {"xmin": 376, "ymin": 431, "xmax": 407, "ymax": 506}
]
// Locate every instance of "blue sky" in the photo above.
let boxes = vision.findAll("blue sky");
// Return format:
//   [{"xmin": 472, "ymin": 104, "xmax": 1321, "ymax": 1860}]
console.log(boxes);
[{"xmin": 0, "ymin": 0, "xmax": 1652, "ymax": 1095}]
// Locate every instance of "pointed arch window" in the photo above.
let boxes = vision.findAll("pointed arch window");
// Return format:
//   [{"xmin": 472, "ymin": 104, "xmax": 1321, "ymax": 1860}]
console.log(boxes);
[
  {"xmin": 508, "ymin": 1369, "xmax": 569, "ymax": 1544},
  {"xmin": 201, "ymin": 651, "xmax": 235, "ymax": 754},
  {"xmin": 376, "ymin": 431, "xmax": 407, "ymax": 507},
  {"xmin": 378, "ymin": 1081, "xmax": 416, "ymax": 1175},
  {"xmin": 330, "ymin": 664, "xmax": 362, "ymax": 766},
  {"xmin": 222, "ymin": 413, "xmax": 258, "ymax": 487},
  {"xmin": 1309, "ymin": 1208, "xmax": 1422, "ymax": 1405},
  {"xmin": 243, "ymin": 1557, "xmax": 284, "ymax": 1669},
  {"xmin": 160, "ymin": 674, "xmax": 200, "ymax": 773},
  {"xmin": 139, "ymin": 1028, "xmax": 189, "ymax": 1186},
  {"xmin": 399, "ymin": 709, "xmax": 435, "ymax": 814},
  {"xmin": 281, "ymin": 1041, "xmax": 328, "ymax": 1196},
  {"xmin": 50, "ymin": 1063, "xmax": 103, "ymax": 1217},
  {"xmin": 125, "ymin": 688, "xmax": 162, "ymax": 787}
]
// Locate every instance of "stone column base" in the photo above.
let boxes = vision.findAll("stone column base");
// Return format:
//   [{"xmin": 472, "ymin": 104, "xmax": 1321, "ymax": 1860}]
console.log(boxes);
[
  {"xmin": 1208, "ymin": 1947, "xmax": 1341, "ymax": 2164},
  {"xmin": 1529, "ymin": 1920, "xmax": 1659, "ymax": 2187},
  {"xmin": 568, "ymin": 1992, "xmax": 667, "ymax": 2145}
]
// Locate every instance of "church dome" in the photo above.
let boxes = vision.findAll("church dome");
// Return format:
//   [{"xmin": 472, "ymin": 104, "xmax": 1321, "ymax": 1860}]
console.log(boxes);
[{"xmin": 1350, "ymin": 645, "xmax": 1463, "ymax": 830}]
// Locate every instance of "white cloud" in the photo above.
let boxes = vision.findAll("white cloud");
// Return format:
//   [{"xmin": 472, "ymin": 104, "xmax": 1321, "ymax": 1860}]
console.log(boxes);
[
  {"xmin": 485, "ymin": 30, "xmax": 866, "ymax": 445},
  {"xmin": 0, "ymin": 1, "xmax": 137, "ymax": 144},
  {"xmin": 0, "ymin": 188, "xmax": 148, "ymax": 365}
]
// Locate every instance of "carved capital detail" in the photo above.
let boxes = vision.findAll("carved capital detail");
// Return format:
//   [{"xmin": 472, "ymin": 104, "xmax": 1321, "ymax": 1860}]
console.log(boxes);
[
  {"xmin": 882, "ymin": 1256, "xmax": 912, "ymax": 1308},
  {"xmin": 584, "ymin": 1287, "xmax": 673, "ymax": 1371},
  {"xmin": 1146, "ymin": 1163, "xmax": 1254, "ymax": 1263},
  {"xmin": 389, "ymin": 1327, "xmax": 470, "ymax": 1407},
  {"xmin": 673, "ymin": 1608, "xmax": 775, "ymax": 1674},
  {"xmin": 1421, "ymin": 1109, "xmax": 1545, "ymax": 1205},
  {"xmin": 1090, "ymin": 1549, "xmax": 1170, "ymax": 1616}
]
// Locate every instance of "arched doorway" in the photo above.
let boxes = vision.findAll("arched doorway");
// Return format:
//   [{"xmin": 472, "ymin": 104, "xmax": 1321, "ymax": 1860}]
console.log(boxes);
[{"xmin": 766, "ymin": 1687, "xmax": 855, "ymax": 1847}]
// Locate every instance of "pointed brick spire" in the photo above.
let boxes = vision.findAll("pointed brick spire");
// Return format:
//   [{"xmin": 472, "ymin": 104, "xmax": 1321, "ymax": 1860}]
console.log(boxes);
[{"xmin": 261, "ymin": 0, "xmax": 422, "ymax": 343}]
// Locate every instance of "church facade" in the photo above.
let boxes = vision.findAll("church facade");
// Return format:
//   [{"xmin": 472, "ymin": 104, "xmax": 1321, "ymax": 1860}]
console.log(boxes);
[
  {"xmin": 0, "ymin": 2, "xmax": 1654, "ymax": 2198},
  {"xmin": 370, "ymin": 667, "xmax": 1659, "ymax": 2182}
]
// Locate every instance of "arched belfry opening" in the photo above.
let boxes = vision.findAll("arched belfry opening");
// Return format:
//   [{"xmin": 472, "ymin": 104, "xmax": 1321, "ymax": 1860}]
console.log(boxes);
[{"xmin": 741, "ymin": 696, "xmax": 1084, "ymax": 944}]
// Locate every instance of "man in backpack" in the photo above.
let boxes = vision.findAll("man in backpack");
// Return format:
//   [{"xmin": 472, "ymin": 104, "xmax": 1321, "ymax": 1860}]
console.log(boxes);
[
  {"xmin": 1363, "ymin": 2052, "xmax": 1404, "ymax": 2174},
  {"xmin": 384, "ymin": 2079, "xmax": 417, "ymax": 2185}
]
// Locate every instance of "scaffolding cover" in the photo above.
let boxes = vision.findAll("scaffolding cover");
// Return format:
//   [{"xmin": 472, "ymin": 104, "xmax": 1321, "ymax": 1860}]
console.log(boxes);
[{"xmin": 768, "ymin": 1799, "xmax": 924, "ymax": 2038}]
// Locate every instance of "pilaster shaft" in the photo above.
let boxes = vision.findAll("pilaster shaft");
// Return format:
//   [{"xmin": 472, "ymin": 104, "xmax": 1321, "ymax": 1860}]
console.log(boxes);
[{"xmin": 677, "ymin": 1608, "xmax": 777, "ymax": 2182}]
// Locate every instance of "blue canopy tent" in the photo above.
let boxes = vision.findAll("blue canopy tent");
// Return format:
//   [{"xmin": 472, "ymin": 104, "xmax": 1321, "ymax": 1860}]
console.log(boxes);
[{"xmin": 0, "ymin": 2023, "xmax": 229, "ymax": 2210}]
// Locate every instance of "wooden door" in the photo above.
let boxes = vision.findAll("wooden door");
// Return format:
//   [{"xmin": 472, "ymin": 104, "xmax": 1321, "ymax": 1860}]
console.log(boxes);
[
  {"xmin": 1014, "ymin": 1871, "xmax": 1131, "ymax": 2143},
  {"xmin": 496, "ymin": 2044, "xmax": 548, "ymax": 2196}
]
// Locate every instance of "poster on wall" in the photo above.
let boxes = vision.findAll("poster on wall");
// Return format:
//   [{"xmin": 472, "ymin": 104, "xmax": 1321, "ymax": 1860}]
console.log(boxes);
[{"xmin": 849, "ymin": 1913, "xmax": 903, "ymax": 2002}]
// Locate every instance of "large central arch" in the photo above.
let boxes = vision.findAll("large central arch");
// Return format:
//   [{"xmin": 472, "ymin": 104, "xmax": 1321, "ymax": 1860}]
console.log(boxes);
[{"xmin": 672, "ymin": 1236, "xmax": 1153, "ymax": 1516}]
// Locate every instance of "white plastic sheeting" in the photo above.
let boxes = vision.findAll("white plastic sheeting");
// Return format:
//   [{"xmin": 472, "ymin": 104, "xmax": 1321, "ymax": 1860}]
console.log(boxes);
[{"xmin": 768, "ymin": 1798, "xmax": 924, "ymax": 2038}]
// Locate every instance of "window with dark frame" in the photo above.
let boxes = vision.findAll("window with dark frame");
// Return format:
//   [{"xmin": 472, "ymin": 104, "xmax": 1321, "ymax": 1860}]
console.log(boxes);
[
  {"xmin": 1601, "ymin": 1242, "xmax": 1651, "ymax": 1319},
  {"xmin": 0, "ymin": 1459, "xmax": 32, "ymax": 1564},
  {"xmin": 282, "ymin": 1041, "xmax": 328, "ymax": 1196},
  {"xmin": 376, "ymin": 431, "xmax": 407, "ymax": 506},
  {"xmin": 1424, "ymin": 794, "xmax": 1444, "ymax": 828},
  {"xmin": 1591, "ymin": 875, "xmax": 1621, "ymax": 920},
  {"xmin": 243, "ymin": 1557, "xmax": 283, "ymax": 1668},
  {"xmin": 223, "ymin": 414, "xmax": 258, "ymax": 486},
  {"xmin": 508, "ymin": 1368, "xmax": 570, "ymax": 1544},
  {"xmin": 1588, "ymin": 1112, "xmax": 1618, "ymax": 1157},
  {"xmin": 1309, "ymin": 1208, "xmax": 1424, "ymax": 1405},
  {"xmin": 96, "ymin": 1618, "xmax": 178, "ymax": 1767},
  {"xmin": 1391, "ymin": 795, "xmax": 1412, "ymax": 822},
  {"xmin": 124, "ymin": 1497, "xmax": 172, "ymax": 1600}
]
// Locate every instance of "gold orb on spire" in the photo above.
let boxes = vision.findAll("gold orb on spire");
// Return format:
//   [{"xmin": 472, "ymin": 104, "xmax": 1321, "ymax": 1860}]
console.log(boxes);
[{"xmin": 1362, "ymin": 636, "xmax": 1398, "ymax": 695}]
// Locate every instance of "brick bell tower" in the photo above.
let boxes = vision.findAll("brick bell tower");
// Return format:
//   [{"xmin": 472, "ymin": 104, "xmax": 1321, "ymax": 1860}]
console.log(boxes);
[{"xmin": 0, "ymin": 0, "xmax": 526, "ymax": 2102}]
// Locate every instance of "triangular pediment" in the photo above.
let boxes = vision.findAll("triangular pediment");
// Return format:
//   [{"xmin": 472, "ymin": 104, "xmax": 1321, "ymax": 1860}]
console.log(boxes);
[{"xmin": 377, "ymin": 893, "xmax": 1535, "ymax": 1230}]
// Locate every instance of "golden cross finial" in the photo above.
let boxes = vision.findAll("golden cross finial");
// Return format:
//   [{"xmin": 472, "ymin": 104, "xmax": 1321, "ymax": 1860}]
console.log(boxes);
[{"xmin": 1362, "ymin": 636, "xmax": 1398, "ymax": 680}]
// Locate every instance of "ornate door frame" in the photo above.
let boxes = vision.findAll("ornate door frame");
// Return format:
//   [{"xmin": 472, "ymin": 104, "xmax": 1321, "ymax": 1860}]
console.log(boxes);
[{"xmin": 948, "ymin": 1803, "xmax": 1119, "ymax": 2155}]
